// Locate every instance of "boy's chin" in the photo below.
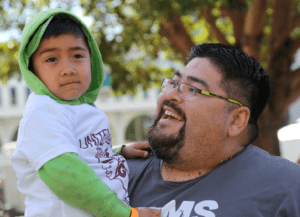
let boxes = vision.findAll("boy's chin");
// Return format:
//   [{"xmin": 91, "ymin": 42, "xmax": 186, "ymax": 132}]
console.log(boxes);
[
  {"xmin": 53, "ymin": 91, "xmax": 83, "ymax": 101},
  {"xmin": 62, "ymin": 96, "xmax": 80, "ymax": 101},
  {"xmin": 55, "ymin": 94, "xmax": 80, "ymax": 101}
]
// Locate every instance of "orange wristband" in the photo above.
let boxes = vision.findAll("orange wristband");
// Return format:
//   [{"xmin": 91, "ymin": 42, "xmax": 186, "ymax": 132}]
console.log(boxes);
[{"xmin": 130, "ymin": 207, "xmax": 139, "ymax": 217}]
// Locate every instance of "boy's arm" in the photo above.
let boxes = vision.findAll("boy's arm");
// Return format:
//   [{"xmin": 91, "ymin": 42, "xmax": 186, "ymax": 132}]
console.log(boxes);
[
  {"xmin": 38, "ymin": 152, "xmax": 131, "ymax": 217},
  {"xmin": 112, "ymin": 145, "xmax": 125, "ymax": 155}
]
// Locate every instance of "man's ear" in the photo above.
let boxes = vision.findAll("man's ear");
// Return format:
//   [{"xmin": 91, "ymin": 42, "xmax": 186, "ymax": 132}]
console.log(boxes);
[{"xmin": 228, "ymin": 107, "xmax": 250, "ymax": 137}]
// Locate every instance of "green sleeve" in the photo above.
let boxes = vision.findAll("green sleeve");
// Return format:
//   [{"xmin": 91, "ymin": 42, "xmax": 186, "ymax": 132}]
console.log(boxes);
[{"xmin": 38, "ymin": 152, "xmax": 131, "ymax": 217}]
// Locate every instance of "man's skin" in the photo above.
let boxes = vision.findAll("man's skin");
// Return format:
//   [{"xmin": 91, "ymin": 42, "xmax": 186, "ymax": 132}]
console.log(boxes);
[{"xmin": 147, "ymin": 57, "xmax": 251, "ymax": 181}]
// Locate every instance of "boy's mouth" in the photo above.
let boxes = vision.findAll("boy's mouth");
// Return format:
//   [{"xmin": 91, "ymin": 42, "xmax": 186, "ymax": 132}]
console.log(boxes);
[{"xmin": 61, "ymin": 81, "xmax": 80, "ymax": 86}]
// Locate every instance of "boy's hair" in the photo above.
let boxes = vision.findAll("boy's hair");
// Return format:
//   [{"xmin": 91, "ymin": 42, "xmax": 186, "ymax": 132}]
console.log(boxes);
[
  {"xmin": 186, "ymin": 43, "xmax": 272, "ymax": 144},
  {"xmin": 28, "ymin": 14, "xmax": 89, "ymax": 72},
  {"xmin": 42, "ymin": 14, "xmax": 88, "ymax": 41}
]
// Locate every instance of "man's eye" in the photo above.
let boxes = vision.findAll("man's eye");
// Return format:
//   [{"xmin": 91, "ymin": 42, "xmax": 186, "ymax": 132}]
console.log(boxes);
[
  {"xmin": 170, "ymin": 80, "xmax": 179, "ymax": 86},
  {"xmin": 46, "ymin": 57, "xmax": 57, "ymax": 62},
  {"xmin": 189, "ymin": 86, "xmax": 198, "ymax": 93}
]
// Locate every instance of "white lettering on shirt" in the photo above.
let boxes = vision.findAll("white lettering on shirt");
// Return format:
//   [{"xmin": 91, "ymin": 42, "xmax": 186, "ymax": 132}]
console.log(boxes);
[{"xmin": 161, "ymin": 200, "xmax": 219, "ymax": 217}]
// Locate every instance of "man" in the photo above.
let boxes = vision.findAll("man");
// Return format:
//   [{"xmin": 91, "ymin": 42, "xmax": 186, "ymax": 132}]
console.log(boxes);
[{"xmin": 127, "ymin": 43, "xmax": 300, "ymax": 216}]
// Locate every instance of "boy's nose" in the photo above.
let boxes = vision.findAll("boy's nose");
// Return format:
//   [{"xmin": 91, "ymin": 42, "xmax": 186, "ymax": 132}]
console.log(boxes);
[{"xmin": 61, "ymin": 60, "xmax": 76, "ymax": 76}]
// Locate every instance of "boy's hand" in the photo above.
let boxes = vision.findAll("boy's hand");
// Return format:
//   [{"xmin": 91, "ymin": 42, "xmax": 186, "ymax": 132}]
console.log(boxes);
[
  {"xmin": 135, "ymin": 207, "xmax": 161, "ymax": 217},
  {"xmin": 122, "ymin": 141, "xmax": 152, "ymax": 159}
]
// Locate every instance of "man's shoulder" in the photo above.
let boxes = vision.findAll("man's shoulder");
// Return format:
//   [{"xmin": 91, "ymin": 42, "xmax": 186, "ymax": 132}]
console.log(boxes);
[
  {"xmin": 250, "ymin": 145, "xmax": 300, "ymax": 167},
  {"xmin": 127, "ymin": 154, "xmax": 156, "ymax": 167},
  {"xmin": 246, "ymin": 145, "xmax": 300, "ymax": 181}
]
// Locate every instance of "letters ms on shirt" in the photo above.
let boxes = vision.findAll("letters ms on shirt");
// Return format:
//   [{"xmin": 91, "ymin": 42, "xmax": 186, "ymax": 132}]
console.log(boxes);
[{"xmin": 161, "ymin": 200, "xmax": 218, "ymax": 217}]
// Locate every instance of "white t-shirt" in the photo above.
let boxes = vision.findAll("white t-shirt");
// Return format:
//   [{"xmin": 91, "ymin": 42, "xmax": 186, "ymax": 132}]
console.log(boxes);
[{"xmin": 11, "ymin": 93, "xmax": 129, "ymax": 217}]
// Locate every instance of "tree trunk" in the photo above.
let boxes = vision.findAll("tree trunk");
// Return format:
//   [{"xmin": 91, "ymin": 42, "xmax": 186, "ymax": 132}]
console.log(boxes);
[
  {"xmin": 253, "ymin": 106, "xmax": 286, "ymax": 156},
  {"xmin": 242, "ymin": 0, "xmax": 267, "ymax": 60},
  {"xmin": 248, "ymin": 0, "xmax": 294, "ymax": 156},
  {"xmin": 253, "ymin": 125, "xmax": 281, "ymax": 156},
  {"xmin": 255, "ymin": 38, "xmax": 294, "ymax": 156},
  {"xmin": 160, "ymin": 14, "xmax": 195, "ymax": 61}
]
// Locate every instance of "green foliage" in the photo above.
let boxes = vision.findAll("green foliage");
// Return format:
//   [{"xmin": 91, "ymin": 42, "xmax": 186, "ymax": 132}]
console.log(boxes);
[
  {"xmin": 0, "ymin": 40, "xmax": 20, "ymax": 84},
  {"xmin": 1, "ymin": 0, "xmax": 300, "ymax": 95},
  {"xmin": 81, "ymin": 0, "xmax": 184, "ymax": 94},
  {"xmin": 181, "ymin": 15, "xmax": 210, "ymax": 44},
  {"xmin": 147, "ymin": 0, "xmax": 206, "ymax": 15},
  {"xmin": 294, "ymin": 0, "xmax": 300, "ymax": 15}
]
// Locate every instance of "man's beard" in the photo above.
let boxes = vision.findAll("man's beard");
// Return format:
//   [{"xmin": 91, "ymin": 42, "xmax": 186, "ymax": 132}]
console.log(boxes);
[{"xmin": 146, "ymin": 101, "xmax": 186, "ymax": 164}]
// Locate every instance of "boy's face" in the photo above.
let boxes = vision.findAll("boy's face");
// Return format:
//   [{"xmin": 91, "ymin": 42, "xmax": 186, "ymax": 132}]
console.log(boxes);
[{"xmin": 32, "ymin": 33, "xmax": 91, "ymax": 101}]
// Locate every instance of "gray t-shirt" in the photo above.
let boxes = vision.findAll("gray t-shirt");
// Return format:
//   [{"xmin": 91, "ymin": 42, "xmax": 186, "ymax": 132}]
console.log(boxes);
[{"xmin": 128, "ymin": 145, "xmax": 300, "ymax": 217}]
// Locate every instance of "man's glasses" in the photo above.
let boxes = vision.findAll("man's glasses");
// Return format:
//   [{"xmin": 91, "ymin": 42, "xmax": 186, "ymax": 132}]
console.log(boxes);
[{"xmin": 161, "ymin": 78, "xmax": 243, "ymax": 107}]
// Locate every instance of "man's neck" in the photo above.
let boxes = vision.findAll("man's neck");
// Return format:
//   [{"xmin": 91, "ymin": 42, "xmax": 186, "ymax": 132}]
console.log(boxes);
[
  {"xmin": 160, "ymin": 161, "xmax": 211, "ymax": 181},
  {"xmin": 160, "ymin": 145, "xmax": 245, "ymax": 182}
]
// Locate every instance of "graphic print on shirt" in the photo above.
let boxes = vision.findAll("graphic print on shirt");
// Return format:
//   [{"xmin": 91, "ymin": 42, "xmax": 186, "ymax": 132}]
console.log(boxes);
[
  {"xmin": 95, "ymin": 131, "xmax": 112, "ymax": 162},
  {"xmin": 79, "ymin": 128, "xmax": 111, "ymax": 149},
  {"xmin": 96, "ymin": 147, "xmax": 129, "ymax": 192},
  {"xmin": 79, "ymin": 129, "xmax": 129, "ymax": 204},
  {"xmin": 96, "ymin": 145, "xmax": 130, "ymax": 204}
]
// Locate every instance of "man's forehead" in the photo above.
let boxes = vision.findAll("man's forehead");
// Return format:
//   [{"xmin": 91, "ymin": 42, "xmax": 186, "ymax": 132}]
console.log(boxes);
[
  {"xmin": 179, "ymin": 58, "xmax": 221, "ymax": 78},
  {"xmin": 186, "ymin": 57, "xmax": 205, "ymax": 68},
  {"xmin": 176, "ymin": 57, "xmax": 223, "ymax": 91}
]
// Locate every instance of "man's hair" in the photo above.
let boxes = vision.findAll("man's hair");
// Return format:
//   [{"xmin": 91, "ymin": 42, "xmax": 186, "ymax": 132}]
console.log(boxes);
[
  {"xmin": 29, "ymin": 14, "xmax": 89, "ymax": 72},
  {"xmin": 186, "ymin": 43, "xmax": 272, "ymax": 143}
]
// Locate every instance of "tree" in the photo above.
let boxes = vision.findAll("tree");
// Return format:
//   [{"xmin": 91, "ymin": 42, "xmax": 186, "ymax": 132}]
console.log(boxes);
[{"xmin": 1, "ymin": 0, "xmax": 300, "ymax": 155}]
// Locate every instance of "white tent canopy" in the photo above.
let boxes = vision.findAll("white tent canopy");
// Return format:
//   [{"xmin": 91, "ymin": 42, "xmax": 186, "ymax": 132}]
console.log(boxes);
[{"xmin": 278, "ymin": 121, "xmax": 300, "ymax": 163}]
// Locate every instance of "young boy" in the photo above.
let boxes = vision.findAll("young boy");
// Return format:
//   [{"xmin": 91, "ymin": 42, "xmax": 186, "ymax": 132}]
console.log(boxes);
[{"xmin": 11, "ymin": 8, "xmax": 160, "ymax": 217}]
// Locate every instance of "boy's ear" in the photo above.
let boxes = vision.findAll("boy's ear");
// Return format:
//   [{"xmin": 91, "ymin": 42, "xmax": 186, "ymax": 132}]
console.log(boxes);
[{"xmin": 228, "ymin": 107, "xmax": 250, "ymax": 137}]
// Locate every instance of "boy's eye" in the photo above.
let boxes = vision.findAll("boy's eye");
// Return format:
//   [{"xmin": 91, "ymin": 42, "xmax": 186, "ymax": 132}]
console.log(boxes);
[
  {"xmin": 74, "ymin": 54, "xmax": 84, "ymax": 59},
  {"xmin": 46, "ymin": 57, "xmax": 57, "ymax": 62}
]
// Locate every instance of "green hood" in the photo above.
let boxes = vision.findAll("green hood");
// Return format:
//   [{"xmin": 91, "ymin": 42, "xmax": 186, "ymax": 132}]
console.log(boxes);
[{"xmin": 19, "ymin": 8, "xmax": 104, "ymax": 105}]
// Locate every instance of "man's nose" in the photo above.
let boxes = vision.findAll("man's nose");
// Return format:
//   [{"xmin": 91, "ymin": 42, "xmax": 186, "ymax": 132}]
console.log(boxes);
[
  {"xmin": 61, "ymin": 59, "xmax": 76, "ymax": 76},
  {"xmin": 165, "ymin": 85, "xmax": 183, "ymax": 103}
]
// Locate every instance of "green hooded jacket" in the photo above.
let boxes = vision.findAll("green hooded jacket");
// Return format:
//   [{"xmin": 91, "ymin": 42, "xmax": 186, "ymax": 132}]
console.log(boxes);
[
  {"xmin": 19, "ymin": 8, "xmax": 104, "ymax": 105},
  {"xmin": 19, "ymin": 9, "xmax": 131, "ymax": 217}
]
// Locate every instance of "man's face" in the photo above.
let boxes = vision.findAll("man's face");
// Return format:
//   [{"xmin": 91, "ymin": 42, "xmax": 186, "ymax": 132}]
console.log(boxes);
[
  {"xmin": 32, "ymin": 33, "xmax": 91, "ymax": 101},
  {"xmin": 147, "ymin": 58, "xmax": 231, "ymax": 164}
]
